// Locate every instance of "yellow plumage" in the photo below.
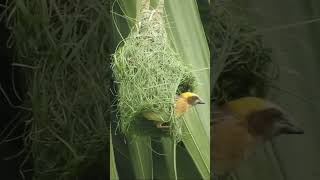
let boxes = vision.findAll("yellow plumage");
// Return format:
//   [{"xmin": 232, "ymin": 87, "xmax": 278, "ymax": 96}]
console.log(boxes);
[
  {"xmin": 174, "ymin": 95, "xmax": 191, "ymax": 117},
  {"xmin": 223, "ymin": 97, "xmax": 280, "ymax": 117}
]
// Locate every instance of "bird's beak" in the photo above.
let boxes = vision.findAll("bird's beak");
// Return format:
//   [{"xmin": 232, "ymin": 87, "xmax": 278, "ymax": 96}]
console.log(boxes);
[
  {"xmin": 196, "ymin": 98, "xmax": 205, "ymax": 104},
  {"xmin": 275, "ymin": 117, "xmax": 304, "ymax": 134}
]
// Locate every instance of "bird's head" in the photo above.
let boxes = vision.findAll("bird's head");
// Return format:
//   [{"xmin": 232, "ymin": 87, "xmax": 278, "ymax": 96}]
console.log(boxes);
[
  {"xmin": 180, "ymin": 92, "xmax": 205, "ymax": 106},
  {"xmin": 225, "ymin": 97, "xmax": 304, "ymax": 140},
  {"xmin": 246, "ymin": 107, "xmax": 304, "ymax": 140}
]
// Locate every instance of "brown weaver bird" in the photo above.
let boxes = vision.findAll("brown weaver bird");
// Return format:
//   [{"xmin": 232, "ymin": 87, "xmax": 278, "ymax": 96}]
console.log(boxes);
[
  {"xmin": 211, "ymin": 97, "xmax": 304, "ymax": 178},
  {"xmin": 143, "ymin": 92, "xmax": 205, "ymax": 128}
]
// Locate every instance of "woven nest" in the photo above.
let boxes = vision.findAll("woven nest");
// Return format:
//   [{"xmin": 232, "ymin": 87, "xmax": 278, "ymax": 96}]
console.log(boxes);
[
  {"xmin": 207, "ymin": 1, "xmax": 279, "ymax": 105},
  {"xmin": 112, "ymin": 0, "xmax": 196, "ymax": 140}
]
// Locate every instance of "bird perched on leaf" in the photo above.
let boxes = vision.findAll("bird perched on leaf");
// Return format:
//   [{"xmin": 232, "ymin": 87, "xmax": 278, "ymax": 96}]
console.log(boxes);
[
  {"xmin": 211, "ymin": 97, "xmax": 304, "ymax": 177},
  {"xmin": 143, "ymin": 92, "xmax": 205, "ymax": 128}
]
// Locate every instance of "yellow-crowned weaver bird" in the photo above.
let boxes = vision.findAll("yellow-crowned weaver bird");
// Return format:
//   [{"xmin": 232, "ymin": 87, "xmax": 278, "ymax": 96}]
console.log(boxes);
[
  {"xmin": 211, "ymin": 97, "xmax": 304, "ymax": 178},
  {"xmin": 143, "ymin": 92, "xmax": 205, "ymax": 128}
]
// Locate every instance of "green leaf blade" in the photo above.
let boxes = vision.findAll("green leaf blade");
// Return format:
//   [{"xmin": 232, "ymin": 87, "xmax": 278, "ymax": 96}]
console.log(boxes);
[
  {"xmin": 127, "ymin": 135, "xmax": 153, "ymax": 179},
  {"xmin": 165, "ymin": 0, "xmax": 210, "ymax": 179}
]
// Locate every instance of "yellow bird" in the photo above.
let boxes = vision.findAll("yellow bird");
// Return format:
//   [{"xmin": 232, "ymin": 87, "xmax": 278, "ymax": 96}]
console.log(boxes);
[
  {"xmin": 143, "ymin": 92, "xmax": 205, "ymax": 128},
  {"xmin": 211, "ymin": 97, "xmax": 303, "ymax": 177}
]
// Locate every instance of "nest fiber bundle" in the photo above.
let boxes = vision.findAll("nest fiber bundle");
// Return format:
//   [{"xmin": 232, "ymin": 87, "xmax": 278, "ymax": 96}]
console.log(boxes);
[
  {"xmin": 206, "ymin": 1, "xmax": 278, "ymax": 104},
  {"xmin": 112, "ymin": 0, "xmax": 196, "ymax": 138},
  {"xmin": 2, "ymin": 0, "xmax": 111, "ymax": 179}
]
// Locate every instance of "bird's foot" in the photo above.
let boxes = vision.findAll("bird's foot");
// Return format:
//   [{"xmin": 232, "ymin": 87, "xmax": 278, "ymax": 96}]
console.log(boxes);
[{"xmin": 156, "ymin": 122, "xmax": 170, "ymax": 129}]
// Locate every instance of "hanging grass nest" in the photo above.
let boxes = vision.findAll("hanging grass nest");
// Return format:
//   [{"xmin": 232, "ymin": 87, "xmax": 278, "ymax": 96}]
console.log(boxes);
[
  {"xmin": 112, "ymin": 0, "xmax": 196, "ymax": 140},
  {"xmin": 205, "ymin": 1, "xmax": 279, "ymax": 105}
]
